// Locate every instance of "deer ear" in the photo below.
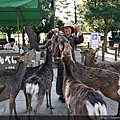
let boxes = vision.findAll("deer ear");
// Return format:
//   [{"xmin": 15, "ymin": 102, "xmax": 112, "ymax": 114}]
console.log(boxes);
[
  {"xmin": 89, "ymin": 48, "xmax": 93, "ymax": 50},
  {"xmin": 20, "ymin": 59, "xmax": 25, "ymax": 62},
  {"xmin": 96, "ymin": 48, "xmax": 99, "ymax": 52}
]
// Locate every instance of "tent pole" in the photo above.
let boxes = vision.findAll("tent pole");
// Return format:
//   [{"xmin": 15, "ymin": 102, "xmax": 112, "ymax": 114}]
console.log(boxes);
[
  {"xmin": 17, "ymin": 8, "xmax": 24, "ymax": 50},
  {"xmin": 17, "ymin": 13, "xmax": 20, "ymax": 53},
  {"xmin": 21, "ymin": 16, "xmax": 25, "ymax": 48}
]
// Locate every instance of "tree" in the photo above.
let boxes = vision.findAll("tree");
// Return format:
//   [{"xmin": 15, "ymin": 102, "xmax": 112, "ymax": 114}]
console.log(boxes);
[
  {"xmin": 50, "ymin": 0, "xmax": 55, "ymax": 28},
  {"xmin": 0, "ymin": 27, "xmax": 18, "ymax": 41},
  {"xmin": 84, "ymin": 0, "xmax": 120, "ymax": 52},
  {"xmin": 55, "ymin": 17, "xmax": 64, "ymax": 30},
  {"xmin": 33, "ymin": 19, "xmax": 51, "ymax": 42},
  {"xmin": 56, "ymin": 0, "xmax": 75, "ymax": 22},
  {"xmin": 25, "ymin": 0, "xmax": 53, "ymax": 50},
  {"xmin": 55, "ymin": 0, "xmax": 86, "ymax": 32},
  {"xmin": 33, "ymin": 0, "xmax": 64, "ymax": 45},
  {"xmin": 25, "ymin": 26, "xmax": 39, "ymax": 50}
]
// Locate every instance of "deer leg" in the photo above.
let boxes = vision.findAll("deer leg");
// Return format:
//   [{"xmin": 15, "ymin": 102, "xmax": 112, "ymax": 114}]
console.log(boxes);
[
  {"xmin": 46, "ymin": 90, "xmax": 49, "ymax": 108},
  {"xmin": 74, "ymin": 115, "xmax": 77, "ymax": 120},
  {"xmin": 27, "ymin": 93, "xmax": 32, "ymax": 115},
  {"xmin": 34, "ymin": 93, "xmax": 44, "ymax": 118},
  {"xmin": 67, "ymin": 108, "xmax": 70, "ymax": 120},
  {"xmin": 23, "ymin": 87, "xmax": 32, "ymax": 111},
  {"xmin": 49, "ymin": 88, "xmax": 53, "ymax": 109},
  {"xmin": 23, "ymin": 87, "xmax": 28, "ymax": 110},
  {"xmin": 9, "ymin": 97, "xmax": 15, "ymax": 120},
  {"xmin": 13, "ymin": 101, "xmax": 20, "ymax": 120}
]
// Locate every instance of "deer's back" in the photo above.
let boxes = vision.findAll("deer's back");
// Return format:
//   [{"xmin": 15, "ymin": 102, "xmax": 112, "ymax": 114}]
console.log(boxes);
[
  {"xmin": 74, "ymin": 62, "xmax": 120, "ymax": 100},
  {"xmin": 95, "ymin": 62, "xmax": 119, "ymax": 73}
]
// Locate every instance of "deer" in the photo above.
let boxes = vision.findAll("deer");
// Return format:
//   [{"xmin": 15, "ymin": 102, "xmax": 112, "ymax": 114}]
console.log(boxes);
[
  {"xmin": 80, "ymin": 48, "xmax": 120, "ymax": 73},
  {"xmin": 0, "ymin": 53, "xmax": 45, "ymax": 111},
  {"xmin": 80, "ymin": 48, "xmax": 120, "ymax": 116},
  {"xmin": 0, "ymin": 63, "xmax": 44, "ymax": 113},
  {"xmin": 61, "ymin": 41, "xmax": 107, "ymax": 120},
  {"xmin": 0, "ymin": 49, "xmax": 35, "ymax": 120},
  {"xmin": 56, "ymin": 31, "xmax": 120, "ymax": 117},
  {"xmin": 25, "ymin": 34, "xmax": 56, "ymax": 118}
]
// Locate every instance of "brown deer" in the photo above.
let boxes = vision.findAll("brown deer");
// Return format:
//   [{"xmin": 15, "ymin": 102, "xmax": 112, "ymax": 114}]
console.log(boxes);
[
  {"xmin": 0, "ymin": 56, "xmax": 45, "ymax": 111},
  {"xmin": 80, "ymin": 48, "xmax": 120, "ymax": 73},
  {"xmin": 0, "ymin": 39, "xmax": 54, "ymax": 112},
  {"xmin": 25, "ymin": 34, "xmax": 56, "ymax": 118},
  {"xmin": 0, "ymin": 49, "xmax": 35, "ymax": 120},
  {"xmin": 56, "ymin": 32, "xmax": 120, "ymax": 117},
  {"xmin": 80, "ymin": 48, "xmax": 120, "ymax": 116},
  {"xmin": 61, "ymin": 41, "xmax": 107, "ymax": 120}
]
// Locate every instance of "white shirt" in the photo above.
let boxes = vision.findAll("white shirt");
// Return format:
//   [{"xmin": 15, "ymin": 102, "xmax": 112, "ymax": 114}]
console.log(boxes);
[{"xmin": 4, "ymin": 43, "xmax": 19, "ymax": 51}]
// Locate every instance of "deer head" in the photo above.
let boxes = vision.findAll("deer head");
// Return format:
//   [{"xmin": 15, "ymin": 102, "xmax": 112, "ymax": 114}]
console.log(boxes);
[
  {"xmin": 80, "ymin": 48, "xmax": 99, "ymax": 62},
  {"xmin": 13, "ymin": 49, "xmax": 35, "ymax": 63},
  {"xmin": 40, "ymin": 33, "xmax": 57, "ymax": 51}
]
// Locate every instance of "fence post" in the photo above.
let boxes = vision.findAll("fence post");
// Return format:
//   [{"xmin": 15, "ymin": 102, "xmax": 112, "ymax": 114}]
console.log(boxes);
[
  {"xmin": 115, "ymin": 47, "xmax": 117, "ymax": 61},
  {"xmin": 88, "ymin": 42, "xmax": 89, "ymax": 48},
  {"xmin": 102, "ymin": 43, "xmax": 105, "ymax": 61}
]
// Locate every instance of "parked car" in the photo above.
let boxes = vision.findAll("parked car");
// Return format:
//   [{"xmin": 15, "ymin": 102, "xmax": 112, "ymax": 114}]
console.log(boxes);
[{"xmin": 109, "ymin": 35, "xmax": 120, "ymax": 42}]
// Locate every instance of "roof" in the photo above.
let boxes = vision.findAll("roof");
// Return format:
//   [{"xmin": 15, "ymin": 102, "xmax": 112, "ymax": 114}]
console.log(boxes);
[{"xmin": 0, "ymin": 0, "xmax": 41, "ymax": 26}]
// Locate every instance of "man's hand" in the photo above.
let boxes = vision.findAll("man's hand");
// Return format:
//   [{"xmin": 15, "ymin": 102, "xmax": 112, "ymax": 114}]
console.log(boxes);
[
  {"xmin": 74, "ymin": 25, "xmax": 82, "ymax": 35},
  {"xmin": 51, "ymin": 28, "xmax": 59, "ymax": 33}
]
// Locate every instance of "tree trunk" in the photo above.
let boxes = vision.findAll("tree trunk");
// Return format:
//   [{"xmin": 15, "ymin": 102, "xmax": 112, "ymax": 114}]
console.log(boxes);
[
  {"xmin": 103, "ymin": 26, "xmax": 108, "ymax": 52},
  {"xmin": 50, "ymin": 0, "xmax": 55, "ymax": 29},
  {"xmin": 25, "ymin": 26, "xmax": 39, "ymax": 51},
  {"xmin": 36, "ymin": 33, "xmax": 40, "ymax": 43},
  {"xmin": 7, "ymin": 32, "xmax": 11, "ymax": 42},
  {"xmin": 22, "ymin": 27, "xmax": 26, "ymax": 46},
  {"xmin": 103, "ymin": 0, "xmax": 108, "ymax": 52}
]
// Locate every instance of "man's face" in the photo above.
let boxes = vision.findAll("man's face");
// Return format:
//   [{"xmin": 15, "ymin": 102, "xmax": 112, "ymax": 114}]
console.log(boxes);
[
  {"xmin": 63, "ymin": 26, "xmax": 72, "ymax": 36},
  {"xmin": 10, "ymin": 41, "xmax": 15, "ymax": 47}
]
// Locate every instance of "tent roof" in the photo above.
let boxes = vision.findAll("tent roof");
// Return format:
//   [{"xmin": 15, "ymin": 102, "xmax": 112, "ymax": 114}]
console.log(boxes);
[{"xmin": 0, "ymin": 0, "xmax": 41, "ymax": 27}]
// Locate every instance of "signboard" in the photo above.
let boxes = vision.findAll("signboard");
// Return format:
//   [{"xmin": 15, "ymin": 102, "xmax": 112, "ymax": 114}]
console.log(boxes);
[
  {"xmin": 91, "ymin": 32, "xmax": 99, "ymax": 48},
  {"xmin": 0, "ymin": 51, "xmax": 19, "ymax": 69},
  {"xmin": 83, "ymin": 34, "xmax": 91, "ymax": 42}
]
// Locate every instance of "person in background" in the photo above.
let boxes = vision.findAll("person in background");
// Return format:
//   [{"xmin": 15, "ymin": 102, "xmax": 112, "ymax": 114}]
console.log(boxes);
[
  {"xmin": 47, "ymin": 21, "xmax": 84, "ymax": 103},
  {"xmin": 4, "ymin": 38, "xmax": 19, "ymax": 51}
]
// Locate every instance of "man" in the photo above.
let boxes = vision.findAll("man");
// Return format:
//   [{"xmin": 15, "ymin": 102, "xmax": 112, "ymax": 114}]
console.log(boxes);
[
  {"xmin": 4, "ymin": 38, "xmax": 19, "ymax": 51},
  {"xmin": 47, "ymin": 21, "xmax": 84, "ymax": 103}
]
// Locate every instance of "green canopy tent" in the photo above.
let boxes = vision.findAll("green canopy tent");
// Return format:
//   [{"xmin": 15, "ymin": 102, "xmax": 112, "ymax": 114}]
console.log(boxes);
[
  {"xmin": 0, "ymin": 0, "xmax": 43, "ymax": 49},
  {"xmin": 0, "ymin": 0, "xmax": 41, "ymax": 27}
]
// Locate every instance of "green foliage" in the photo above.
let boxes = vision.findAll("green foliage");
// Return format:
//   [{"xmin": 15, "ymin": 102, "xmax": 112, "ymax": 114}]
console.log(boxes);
[
  {"xmin": 84, "ymin": 0, "xmax": 120, "ymax": 32},
  {"xmin": 39, "ymin": 0, "xmax": 52, "ymax": 18},
  {"xmin": 55, "ymin": 17, "xmax": 64, "ymax": 29},
  {"xmin": 0, "ymin": 26, "xmax": 18, "ymax": 41},
  {"xmin": 0, "ymin": 27, "xmax": 18, "ymax": 34},
  {"xmin": 33, "ymin": 19, "xmax": 51, "ymax": 34},
  {"xmin": 33, "ymin": 0, "xmax": 64, "ymax": 34},
  {"xmin": 0, "ymin": 1, "xmax": 53, "ymax": 38},
  {"xmin": 56, "ymin": 0, "xmax": 74, "ymax": 22},
  {"xmin": 33, "ymin": 0, "xmax": 53, "ymax": 34}
]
